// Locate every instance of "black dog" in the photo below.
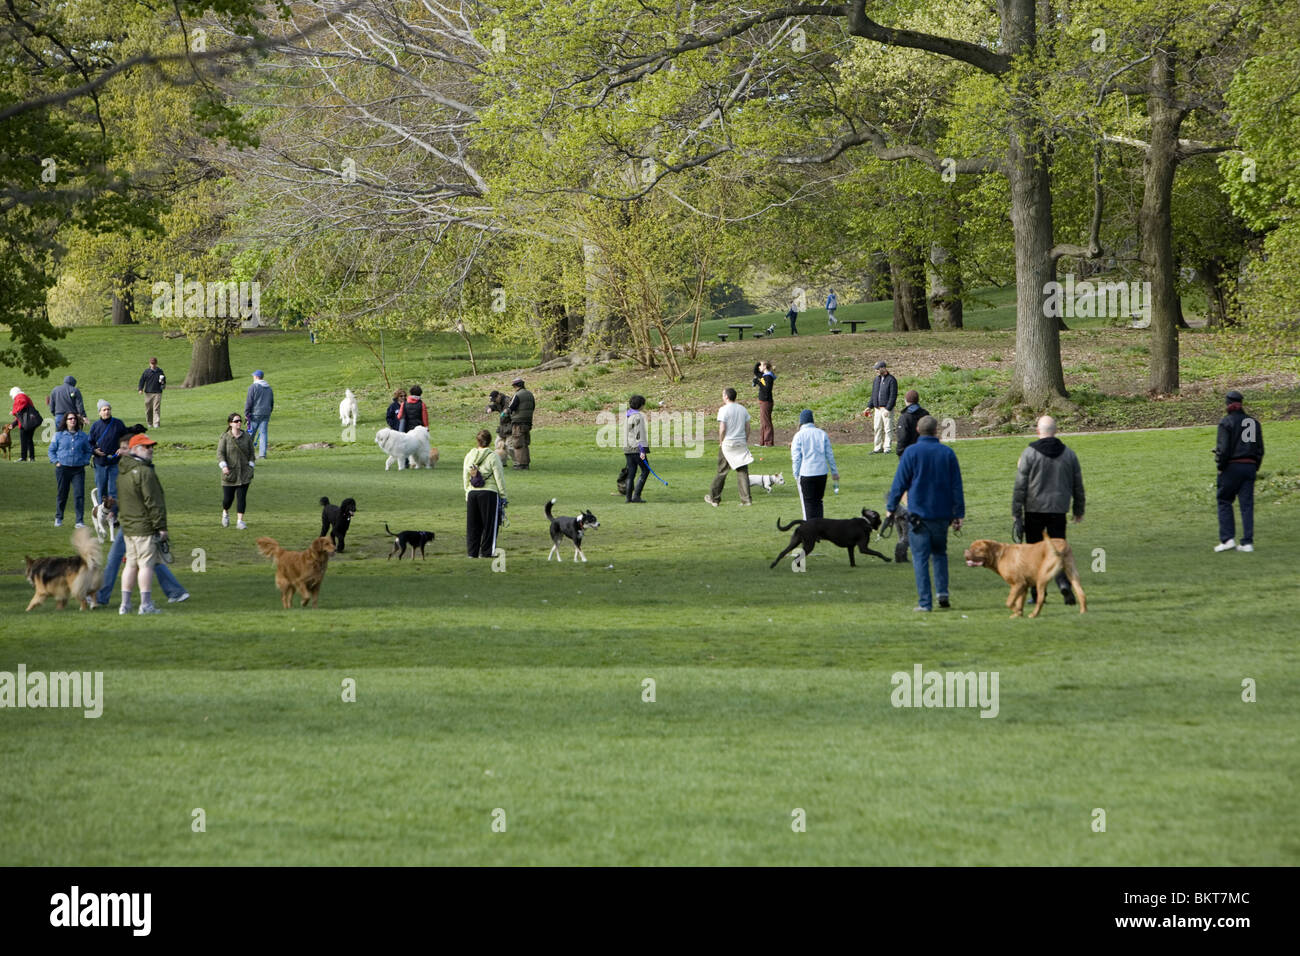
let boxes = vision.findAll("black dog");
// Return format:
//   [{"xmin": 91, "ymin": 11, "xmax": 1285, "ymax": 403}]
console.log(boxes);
[
  {"xmin": 769, "ymin": 508, "xmax": 889, "ymax": 568},
  {"xmin": 885, "ymin": 507, "xmax": 913, "ymax": 564},
  {"xmin": 545, "ymin": 498, "xmax": 598, "ymax": 563},
  {"xmin": 385, "ymin": 523, "xmax": 435, "ymax": 560},
  {"xmin": 320, "ymin": 496, "xmax": 357, "ymax": 553}
]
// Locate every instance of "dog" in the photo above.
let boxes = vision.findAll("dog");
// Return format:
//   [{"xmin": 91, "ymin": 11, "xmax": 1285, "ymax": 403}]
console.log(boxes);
[
  {"xmin": 256, "ymin": 536, "xmax": 335, "ymax": 608},
  {"xmin": 89, "ymin": 487, "xmax": 119, "ymax": 543},
  {"xmin": 883, "ymin": 507, "xmax": 912, "ymax": 564},
  {"xmin": 765, "ymin": 323, "xmax": 776, "ymax": 336},
  {"xmin": 25, "ymin": 527, "xmax": 103, "ymax": 611},
  {"xmin": 0, "ymin": 423, "xmax": 12, "ymax": 460},
  {"xmin": 494, "ymin": 437, "xmax": 509, "ymax": 465},
  {"xmin": 487, "ymin": 390, "xmax": 508, "ymax": 415},
  {"xmin": 339, "ymin": 389, "xmax": 358, "ymax": 427},
  {"xmin": 963, "ymin": 531, "xmax": 1087, "ymax": 618},
  {"xmin": 769, "ymin": 508, "xmax": 889, "ymax": 568},
  {"xmin": 320, "ymin": 496, "xmax": 357, "ymax": 552},
  {"xmin": 374, "ymin": 425, "xmax": 437, "ymax": 470},
  {"xmin": 545, "ymin": 498, "xmax": 598, "ymax": 562},
  {"xmin": 385, "ymin": 523, "xmax": 435, "ymax": 560},
  {"xmin": 747, "ymin": 472, "xmax": 785, "ymax": 493}
]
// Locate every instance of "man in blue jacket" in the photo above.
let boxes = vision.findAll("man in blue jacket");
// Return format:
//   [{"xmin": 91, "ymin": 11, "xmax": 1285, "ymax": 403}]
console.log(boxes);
[
  {"xmin": 1214, "ymin": 389, "xmax": 1264, "ymax": 552},
  {"xmin": 88, "ymin": 400, "xmax": 127, "ymax": 501},
  {"xmin": 864, "ymin": 360, "xmax": 898, "ymax": 454},
  {"xmin": 244, "ymin": 369, "xmax": 274, "ymax": 459},
  {"xmin": 886, "ymin": 416, "xmax": 965, "ymax": 611}
]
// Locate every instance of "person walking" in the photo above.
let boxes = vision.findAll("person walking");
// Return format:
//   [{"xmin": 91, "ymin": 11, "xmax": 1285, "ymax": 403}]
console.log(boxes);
[
  {"xmin": 97, "ymin": 438, "xmax": 189, "ymax": 605},
  {"xmin": 9, "ymin": 386, "xmax": 41, "ymax": 461},
  {"xmin": 244, "ymin": 369, "xmax": 274, "ymax": 459},
  {"xmin": 506, "ymin": 377, "xmax": 535, "ymax": 469},
  {"xmin": 138, "ymin": 357, "xmax": 166, "ymax": 427},
  {"xmin": 863, "ymin": 360, "xmax": 898, "ymax": 454},
  {"xmin": 48, "ymin": 412, "xmax": 92, "ymax": 527},
  {"xmin": 1214, "ymin": 389, "xmax": 1265, "ymax": 553},
  {"xmin": 894, "ymin": 390, "xmax": 930, "ymax": 458},
  {"xmin": 88, "ymin": 399, "xmax": 127, "ymax": 501},
  {"xmin": 47, "ymin": 375, "xmax": 86, "ymax": 433},
  {"xmin": 786, "ymin": 298, "xmax": 800, "ymax": 336},
  {"xmin": 790, "ymin": 409, "xmax": 839, "ymax": 521},
  {"xmin": 464, "ymin": 428, "xmax": 505, "ymax": 558},
  {"xmin": 386, "ymin": 389, "xmax": 407, "ymax": 431},
  {"xmin": 1012, "ymin": 415, "xmax": 1086, "ymax": 605},
  {"xmin": 885, "ymin": 416, "xmax": 965, "ymax": 612},
  {"xmin": 402, "ymin": 384, "xmax": 429, "ymax": 432},
  {"xmin": 705, "ymin": 387, "xmax": 754, "ymax": 507},
  {"xmin": 825, "ymin": 288, "xmax": 839, "ymax": 328},
  {"xmin": 623, "ymin": 394, "xmax": 650, "ymax": 503},
  {"xmin": 115, "ymin": 433, "xmax": 168, "ymax": 614},
  {"xmin": 218, "ymin": 412, "xmax": 256, "ymax": 530},
  {"xmin": 752, "ymin": 361, "xmax": 776, "ymax": 446}
]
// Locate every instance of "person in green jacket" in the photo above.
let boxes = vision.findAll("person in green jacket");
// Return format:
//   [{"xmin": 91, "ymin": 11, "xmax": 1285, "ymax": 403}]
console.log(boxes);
[
  {"xmin": 464, "ymin": 428, "xmax": 506, "ymax": 558},
  {"xmin": 218, "ymin": 412, "xmax": 256, "ymax": 529},
  {"xmin": 116, "ymin": 433, "xmax": 169, "ymax": 614}
]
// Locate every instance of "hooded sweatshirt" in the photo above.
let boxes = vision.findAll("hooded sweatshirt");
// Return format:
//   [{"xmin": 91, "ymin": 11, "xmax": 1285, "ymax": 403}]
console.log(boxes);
[{"xmin": 1013, "ymin": 436, "xmax": 1085, "ymax": 519}]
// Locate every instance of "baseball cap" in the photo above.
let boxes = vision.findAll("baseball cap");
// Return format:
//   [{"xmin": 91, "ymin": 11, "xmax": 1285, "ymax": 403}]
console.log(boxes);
[
  {"xmin": 129, "ymin": 434, "xmax": 157, "ymax": 449},
  {"xmin": 512, "ymin": 377, "xmax": 524, "ymax": 387},
  {"xmin": 253, "ymin": 370, "xmax": 264, "ymax": 378},
  {"xmin": 874, "ymin": 360, "xmax": 887, "ymax": 369},
  {"xmin": 1225, "ymin": 390, "xmax": 1243, "ymax": 403}
]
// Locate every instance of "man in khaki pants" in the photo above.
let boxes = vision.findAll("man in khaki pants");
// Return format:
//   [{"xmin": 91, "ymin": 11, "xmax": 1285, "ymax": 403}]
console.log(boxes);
[
  {"xmin": 116, "ymin": 433, "xmax": 168, "ymax": 614},
  {"xmin": 863, "ymin": 360, "xmax": 898, "ymax": 454},
  {"xmin": 138, "ymin": 357, "xmax": 165, "ymax": 428}
]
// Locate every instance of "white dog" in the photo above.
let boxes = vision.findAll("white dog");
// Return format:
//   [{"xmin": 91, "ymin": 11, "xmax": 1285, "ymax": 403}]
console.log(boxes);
[
  {"xmin": 375, "ymin": 426, "xmax": 437, "ymax": 470},
  {"xmin": 339, "ymin": 389, "xmax": 358, "ymax": 427},
  {"xmin": 748, "ymin": 472, "xmax": 785, "ymax": 493}
]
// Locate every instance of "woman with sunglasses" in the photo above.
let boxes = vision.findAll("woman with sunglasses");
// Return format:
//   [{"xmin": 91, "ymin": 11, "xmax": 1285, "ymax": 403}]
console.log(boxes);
[
  {"xmin": 47, "ymin": 411, "xmax": 93, "ymax": 527},
  {"xmin": 218, "ymin": 412, "xmax": 255, "ymax": 529}
]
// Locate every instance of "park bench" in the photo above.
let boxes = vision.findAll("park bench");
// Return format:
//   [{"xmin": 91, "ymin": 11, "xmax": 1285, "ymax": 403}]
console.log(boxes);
[
  {"xmin": 846, "ymin": 320, "xmax": 867, "ymax": 333},
  {"xmin": 717, "ymin": 333, "xmax": 729, "ymax": 342}
]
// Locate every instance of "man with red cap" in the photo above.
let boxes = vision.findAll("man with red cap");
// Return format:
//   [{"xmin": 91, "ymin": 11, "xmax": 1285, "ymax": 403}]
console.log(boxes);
[{"xmin": 116, "ymin": 433, "xmax": 169, "ymax": 614}]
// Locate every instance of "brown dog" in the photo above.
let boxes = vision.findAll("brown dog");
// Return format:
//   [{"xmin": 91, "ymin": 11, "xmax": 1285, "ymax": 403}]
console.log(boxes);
[
  {"xmin": 0, "ymin": 423, "xmax": 12, "ymax": 460},
  {"xmin": 963, "ymin": 532, "xmax": 1087, "ymax": 618},
  {"xmin": 256, "ymin": 536, "xmax": 335, "ymax": 608}
]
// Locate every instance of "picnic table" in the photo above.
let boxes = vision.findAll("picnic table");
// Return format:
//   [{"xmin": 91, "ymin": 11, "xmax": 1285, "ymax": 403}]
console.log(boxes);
[
  {"xmin": 728, "ymin": 323, "xmax": 754, "ymax": 340},
  {"xmin": 846, "ymin": 320, "xmax": 868, "ymax": 333}
]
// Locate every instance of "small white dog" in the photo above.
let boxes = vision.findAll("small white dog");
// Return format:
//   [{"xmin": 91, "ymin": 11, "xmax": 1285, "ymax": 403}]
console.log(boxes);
[
  {"xmin": 339, "ymin": 389, "xmax": 358, "ymax": 427},
  {"xmin": 89, "ymin": 487, "xmax": 118, "ymax": 542},
  {"xmin": 375, "ymin": 426, "xmax": 437, "ymax": 470},
  {"xmin": 748, "ymin": 472, "xmax": 785, "ymax": 493}
]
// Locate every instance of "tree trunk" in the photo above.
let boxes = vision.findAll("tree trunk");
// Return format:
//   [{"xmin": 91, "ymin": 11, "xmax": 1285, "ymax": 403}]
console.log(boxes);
[
  {"xmin": 181, "ymin": 328, "xmax": 233, "ymax": 388},
  {"xmin": 1140, "ymin": 48, "xmax": 1185, "ymax": 395},
  {"xmin": 538, "ymin": 301, "xmax": 571, "ymax": 362},
  {"xmin": 111, "ymin": 269, "xmax": 137, "ymax": 325},
  {"xmin": 1201, "ymin": 259, "xmax": 1239, "ymax": 328},
  {"xmin": 927, "ymin": 242, "xmax": 964, "ymax": 328},
  {"xmin": 862, "ymin": 251, "xmax": 892, "ymax": 301},
  {"xmin": 890, "ymin": 248, "xmax": 930, "ymax": 331}
]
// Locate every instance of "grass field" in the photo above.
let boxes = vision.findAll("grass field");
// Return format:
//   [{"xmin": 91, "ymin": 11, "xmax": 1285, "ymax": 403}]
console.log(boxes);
[{"xmin": 2, "ymin": 328, "xmax": 1297, "ymax": 865}]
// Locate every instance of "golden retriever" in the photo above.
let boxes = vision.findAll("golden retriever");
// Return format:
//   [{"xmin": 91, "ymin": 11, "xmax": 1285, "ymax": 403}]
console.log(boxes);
[
  {"xmin": 963, "ymin": 532, "xmax": 1087, "ymax": 618},
  {"xmin": 256, "ymin": 536, "xmax": 335, "ymax": 608}
]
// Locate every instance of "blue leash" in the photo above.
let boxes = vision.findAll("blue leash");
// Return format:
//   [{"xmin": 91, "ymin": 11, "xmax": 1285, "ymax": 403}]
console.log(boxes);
[{"xmin": 643, "ymin": 460, "xmax": 669, "ymax": 486}]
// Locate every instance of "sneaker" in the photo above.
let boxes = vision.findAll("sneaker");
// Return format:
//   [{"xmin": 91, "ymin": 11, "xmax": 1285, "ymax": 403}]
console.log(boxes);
[
  {"xmin": 138, "ymin": 604, "xmax": 161, "ymax": 615},
  {"xmin": 738, "ymin": 501, "xmax": 752, "ymax": 507},
  {"xmin": 74, "ymin": 522, "xmax": 86, "ymax": 529},
  {"xmin": 221, "ymin": 513, "xmax": 229, "ymax": 527},
  {"xmin": 913, "ymin": 605, "xmax": 932, "ymax": 612},
  {"xmin": 119, "ymin": 603, "xmax": 131, "ymax": 615},
  {"xmin": 704, "ymin": 495, "xmax": 719, "ymax": 507},
  {"xmin": 236, "ymin": 519, "xmax": 247, "ymax": 530},
  {"xmin": 1237, "ymin": 543, "xmax": 1254, "ymax": 552},
  {"xmin": 630, "ymin": 497, "xmax": 645, "ymax": 503},
  {"xmin": 169, "ymin": 592, "xmax": 191, "ymax": 604},
  {"xmin": 938, "ymin": 597, "xmax": 950, "ymax": 609},
  {"xmin": 54, "ymin": 518, "xmax": 63, "ymax": 527},
  {"xmin": 1214, "ymin": 539, "xmax": 1236, "ymax": 552}
]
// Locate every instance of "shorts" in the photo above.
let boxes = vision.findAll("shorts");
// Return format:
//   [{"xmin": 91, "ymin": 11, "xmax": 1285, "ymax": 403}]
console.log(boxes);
[{"xmin": 124, "ymin": 534, "xmax": 159, "ymax": 572}]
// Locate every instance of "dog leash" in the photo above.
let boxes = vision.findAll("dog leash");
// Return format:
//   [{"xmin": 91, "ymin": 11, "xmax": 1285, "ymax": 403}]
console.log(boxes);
[{"xmin": 643, "ymin": 460, "xmax": 669, "ymax": 486}]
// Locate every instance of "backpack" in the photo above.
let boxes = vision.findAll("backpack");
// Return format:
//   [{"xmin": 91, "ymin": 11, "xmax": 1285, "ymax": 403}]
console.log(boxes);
[
  {"xmin": 20, "ymin": 405, "xmax": 42, "ymax": 430},
  {"xmin": 468, "ymin": 448, "xmax": 492, "ymax": 488}
]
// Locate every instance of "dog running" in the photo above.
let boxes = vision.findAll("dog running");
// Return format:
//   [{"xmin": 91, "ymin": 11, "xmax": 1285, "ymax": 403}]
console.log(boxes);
[
  {"xmin": 963, "ymin": 531, "xmax": 1087, "ymax": 618},
  {"xmin": 545, "ymin": 498, "xmax": 599, "ymax": 563},
  {"xmin": 256, "ymin": 536, "xmax": 336, "ymax": 608},
  {"xmin": 769, "ymin": 508, "xmax": 890, "ymax": 568},
  {"xmin": 748, "ymin": 472, "xmax": 785, "ymax": 493},
  {"xmin": 319, "ymin": 497, "xmax": 357, "ymax": 553},
  {"xmin": 385, "ymin": 523, "xmax": 436, "ymax": 560},
  {"xmin": 25, "ymin": 527, "xmax": 103, "ymax": 611}
]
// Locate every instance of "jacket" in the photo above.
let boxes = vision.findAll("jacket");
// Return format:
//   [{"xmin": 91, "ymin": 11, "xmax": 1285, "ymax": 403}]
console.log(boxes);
[
  {"xmin": 386, "ymin": 401, "xmax": 402, "ymax": 430},
  {"xmin": 89, "ymin": 416, "xmax": 127, "ymax": 462},
  {"xmin": 245, "ymin": 380, "xmax": 274, "ymax": 420},
  {"xmin": 218, "ymin": 429, "xmax": 256, "ymax": 485},
  {"xmin": 1214, "ymin": 406, "xmax": 1264, "ymax": 470},
  {"xmin": 139, "ymin": 366, "xmax": 166, "ymax": 393},
  {"xmin": 11, "ymin": 392, "xmax": 40, "ymax": 429},
  {"xmin": 116, "ymin": 453, "xmax": 168, "ymax": 535},
  {"xmin": 507, "ymin": 388, "xmax": 535, "ymax": 426},
  {"xmin": 869, "ymin": 373, "xmax": 898, "ymax": 411},
  {"xmin": 463, "ymin": 445, "xmax": 505, "ymax": 498},
  {"xmin": 790, "ymin": 423, "xmax": 838, "ymax": 478},
  {"xmin": 1013, "ymin": 437, "xmax": 1085, "ymax": 519},
  {"xmin": 886, "ymin": 436, "xmax": 965, "ymax": 521},
  {"xmin": 402, "ymin": 397, "xmax": 429, "ymax": 431},
  {"xmin": 753, "ymin": 371, "xmax": 775, "ymax": 402},
  {"xmin": 623, "ymin": 410, "xmax": 648, "ymax": 455},
  {"xmin": 895, "ymin": 403, "xmax": 930, "ymax": 457},
  {"xmin": 47, "ymin": 428, "xmax": 92, "ymax": 467},
  {"xmin": 47, "ymin": 377, "xmax": 86, "ymax": 420}
]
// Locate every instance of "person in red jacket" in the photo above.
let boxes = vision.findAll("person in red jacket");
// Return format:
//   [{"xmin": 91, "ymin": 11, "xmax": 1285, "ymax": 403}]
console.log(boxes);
[{"xmin": 9, "ymin": 386, "xmax": 41, "ymax": 461}]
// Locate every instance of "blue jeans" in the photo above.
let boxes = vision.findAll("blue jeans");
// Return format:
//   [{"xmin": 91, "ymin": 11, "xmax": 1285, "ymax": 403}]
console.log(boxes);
[
  {"xmin": 247, "ymin": 418, "xmax": 269, "ymax": 457},
  {"xmin": 1217, "ymin": 462, "xmax": 1256, "ymax": 544},
  {"xmin": 97, "ymin": 529, "xmax": 185, "ymax": 604},
  {"xmin": 909, "ymin": 517, "xmax": 951, "ymax": 610},
  {"xmin": 93, "ymin": 460, "xmax": 118, "ymax": 501},
  {"xmin": 54, "ymin": 464, "xmax": 85, "ymax": 523}
]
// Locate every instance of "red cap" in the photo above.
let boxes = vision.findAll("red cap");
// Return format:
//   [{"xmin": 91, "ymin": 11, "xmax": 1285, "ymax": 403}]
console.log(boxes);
[{"xmin": 129, "ymin": 434, "xmax": 157, "ymax": 449}]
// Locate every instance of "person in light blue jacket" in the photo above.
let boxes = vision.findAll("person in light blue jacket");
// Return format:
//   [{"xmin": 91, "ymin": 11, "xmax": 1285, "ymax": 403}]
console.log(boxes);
[
  {"xmin": 48, "ymin": 412, "xmax": 93, "ymax": 527},
  {"xmin": 790, "ymin": 409, "xmax": 839, "ymax": 521}
]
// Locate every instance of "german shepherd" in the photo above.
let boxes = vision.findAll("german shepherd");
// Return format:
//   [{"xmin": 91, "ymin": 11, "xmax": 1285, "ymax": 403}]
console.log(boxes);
[{"xmin": 25, "ymin": 527, "xmax": 103, "ymax": 611}]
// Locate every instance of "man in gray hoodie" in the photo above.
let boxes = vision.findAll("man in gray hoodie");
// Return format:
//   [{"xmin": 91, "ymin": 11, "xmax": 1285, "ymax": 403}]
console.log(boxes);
[
  {"xmin": 47, "ymin": 375, "xmax": 86, "ymax": 432},
  {"xmin": 1012, "ymin": 415, "xmax": 1086, "ymax": 605}
]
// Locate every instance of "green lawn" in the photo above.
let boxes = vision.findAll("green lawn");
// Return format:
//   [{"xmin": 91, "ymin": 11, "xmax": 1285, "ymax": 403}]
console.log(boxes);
[{"xmin": 2, "ymin": 328, "xmax": 1296, "ymax": 864}]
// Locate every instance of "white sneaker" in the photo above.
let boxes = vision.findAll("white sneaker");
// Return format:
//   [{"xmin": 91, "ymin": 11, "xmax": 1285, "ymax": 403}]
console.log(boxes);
[
  {"xmin": 1214, "ymin": 539, "xmax": 1236, "ymax": 552},
  {"xmin": 1237, "ymin": 543, "xmax": 1254, "ymax": 552},
  {"xmin": 221, "ymin": 513, "xmax": 229, "ymax": 527},
  {"xmin": 119, "ymin": 603, "xmax": 131, "ymax": 615},
  {"xmin": 704, "ymin": 495, "xmax": 719, "ymax": 507},
  {"xmin": 169, "ymin": 592, "xmax": 191, "ymax": 603},
  {"xmin": 236, "ymin": 519, "xmax": 247, "ymax": 530},
  {"xmin": 138, "ymin": 604, "xmax": 161, "ymax": 615}
]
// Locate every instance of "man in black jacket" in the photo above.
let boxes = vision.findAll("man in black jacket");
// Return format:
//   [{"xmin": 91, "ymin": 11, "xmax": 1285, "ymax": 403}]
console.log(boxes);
[
  {"xmin": 506, "ymin": 377, "xmax": 535, "ymax": 469},
  {"xmin": 863, "ymin": 360, "xmax": 897, "ymax": 453},
  {"xmin": 138, "ymin": 357, "xmax": 165, "ymax": 427},
  {"xmin": 1013, "ymin": 415, "xmax": 1086, "ymax": 605},
  {"xmin": 1214, "ymin": 389, "xmax": 1264, "ymax": 553},
  {"xmin": 895, "ymin": 390, "xmax": 929, "ymax": 457}
]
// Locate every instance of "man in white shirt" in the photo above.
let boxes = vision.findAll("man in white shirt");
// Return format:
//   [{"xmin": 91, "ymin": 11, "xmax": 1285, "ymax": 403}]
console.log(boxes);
[
  {"xmin": 705, "ymin": 387, "xmax": 754, "ymax": 507},
  {"xmin": 790, "ymin": 409, "xmax": 839, "ymax": 520}
]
